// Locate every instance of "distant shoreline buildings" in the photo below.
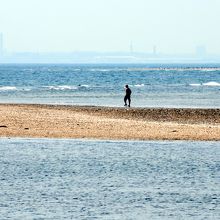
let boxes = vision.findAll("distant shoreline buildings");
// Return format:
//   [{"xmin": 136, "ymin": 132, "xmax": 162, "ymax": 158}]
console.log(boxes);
[{"xmin": 0, "ymin": 33, "xmax": 220, "ymax": 63}]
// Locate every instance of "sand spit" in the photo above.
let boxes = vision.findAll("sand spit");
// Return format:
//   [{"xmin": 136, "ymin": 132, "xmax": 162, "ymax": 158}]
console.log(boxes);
[{"xmin": 0, "ymin": 104, "xmax": 219, "ymax": 141}]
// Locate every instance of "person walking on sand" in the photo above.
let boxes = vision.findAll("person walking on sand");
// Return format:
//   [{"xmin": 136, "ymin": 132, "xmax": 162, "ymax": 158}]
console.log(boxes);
[{"xmin": 124, "ymin": 85, "xmax": 132, "ymax": 107}]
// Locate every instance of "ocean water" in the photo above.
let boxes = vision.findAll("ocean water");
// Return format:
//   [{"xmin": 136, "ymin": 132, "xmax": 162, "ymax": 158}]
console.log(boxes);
[
  {"xmin": 0, "ymin": 138, "xmax": 219, "ymax": 219},
  {"xmin": 0, "ymin": 63, "xmax": 220, "ymax": 108}
]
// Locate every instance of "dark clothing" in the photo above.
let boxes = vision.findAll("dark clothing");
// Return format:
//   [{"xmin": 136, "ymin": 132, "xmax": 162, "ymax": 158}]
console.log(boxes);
[
  {"xmin": 124, "ymin": 87, "xmax": 132, "ymax": 107},
  {"xmin": 126, "ymin": 88, "xmax": 132, "ymax": 96},
  {"xmin": 124, "ymin": 95, "xmax": 131, "ymax": 104}
]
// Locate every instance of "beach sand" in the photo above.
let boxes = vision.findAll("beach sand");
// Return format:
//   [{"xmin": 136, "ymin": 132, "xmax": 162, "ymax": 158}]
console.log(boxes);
[{"xmin": 0, "ymin": 104, "xmax": 219, "ymax": 141}]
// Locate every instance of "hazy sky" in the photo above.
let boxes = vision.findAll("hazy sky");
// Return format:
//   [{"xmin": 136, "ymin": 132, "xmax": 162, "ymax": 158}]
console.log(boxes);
[{"xmin": 0, "ymin": 0, "xmax": 219, "ymax": 54}]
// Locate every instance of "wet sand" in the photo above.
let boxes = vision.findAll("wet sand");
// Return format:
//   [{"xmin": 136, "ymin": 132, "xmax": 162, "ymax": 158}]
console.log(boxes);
[{"xmin": 0, "ymin": 104, "xmax": 219, "ymax": 141}]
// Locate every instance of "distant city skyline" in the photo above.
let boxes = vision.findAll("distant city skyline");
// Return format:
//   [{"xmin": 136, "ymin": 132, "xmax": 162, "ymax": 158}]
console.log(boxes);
[
  {"xmin": 1, "ymin": 31, "xmax": 220, "ymax": 64},
  {"xmin": 0, "ymin": 32, "xmax": 212, "ymax": 57}
]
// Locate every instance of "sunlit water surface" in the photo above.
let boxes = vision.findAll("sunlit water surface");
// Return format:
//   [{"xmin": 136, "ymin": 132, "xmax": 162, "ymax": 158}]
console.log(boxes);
[
  {"xmin": 0, "ymin": 138, "xmax": 219, "ymax": 219},
  {"xmin": 0, "ymin": 64, "xmax": 220, "ymax": 108}
]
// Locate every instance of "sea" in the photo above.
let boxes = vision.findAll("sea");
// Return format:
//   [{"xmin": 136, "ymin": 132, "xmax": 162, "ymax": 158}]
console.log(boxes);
[
  {"xmin": 0, "ymin": 64, "xmax": 220, "ymax": 219},
  {"xmin": 0, "ymin": 139, "xmax": 219, "ymax": 219},
  {"xmin": 0, "ymin": 63, "xmax": 220, "ymax": 108}
]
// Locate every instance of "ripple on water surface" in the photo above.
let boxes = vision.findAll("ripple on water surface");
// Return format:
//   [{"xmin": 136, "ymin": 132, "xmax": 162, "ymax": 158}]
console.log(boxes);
[{"xmin": 0, "ymin": 139, "xmax": 219, "ymax": 219}]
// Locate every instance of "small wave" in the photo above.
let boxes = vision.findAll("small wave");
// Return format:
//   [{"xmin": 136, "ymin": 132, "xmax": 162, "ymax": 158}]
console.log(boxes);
[
  {"xmin": 128, "ymin": 67, "xmax": 220, "ymax": 72},
  {"xmin": 190, "ymin": 82, "xmax": 220, "ymax": 87},
  {"xmin": 89, "ymin": 68, "xmax": 117, "ymax": 72},
  {"xmin": 189, "ymin": 83, "xmax": 201, "ymax": 87},
  {"xmin": 0, "ymin": 86, "xmax": 17, "ymax": 91},
  {"xmin": 134, "ymin": 84, "xmax": 145, "ymax": 87},
  {"xmin": 44, "ymin": 85, "xmax": 78, "ymax": 91},
  {"xmin": 200, "ymin": 69, "xmax": 220, "ymax": 72},
  {"xmin": 202, "ymin": 82, "xmax": 220, "ymax": 86},
  {"xmin": 23, "ymin": 88, "xmax": 32, "ymax": 91},
  {"xmin": 78, "ymin": 84, "xmax": 89, "ymax": 88}
]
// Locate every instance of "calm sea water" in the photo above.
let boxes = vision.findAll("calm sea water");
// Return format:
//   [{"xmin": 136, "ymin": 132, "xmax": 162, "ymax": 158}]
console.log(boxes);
[
  {"xmin": 0, "ymin": 138, "xmax": 219, "ymax": 219},
  {"xmin": 0, "ymin": 64, "xmax": 220, "ymax": 108}
]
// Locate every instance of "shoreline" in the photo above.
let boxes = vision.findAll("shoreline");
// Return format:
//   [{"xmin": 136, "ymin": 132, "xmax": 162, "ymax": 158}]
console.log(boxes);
[{"xmin": 0, "ymin": 104, "xmax": 220, "ymax": 141}]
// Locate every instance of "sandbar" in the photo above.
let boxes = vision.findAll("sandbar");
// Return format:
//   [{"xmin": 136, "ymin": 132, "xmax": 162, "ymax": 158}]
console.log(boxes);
[{"xmin": 0, "ymin": 104, "xmax": 219, "ymax": 141}]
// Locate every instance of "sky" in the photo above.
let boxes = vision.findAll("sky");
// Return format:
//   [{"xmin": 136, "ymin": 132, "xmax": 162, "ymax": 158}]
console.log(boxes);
[{"xmin": 0, "ymin": 0, "xmax": 219, "ymax": 54}]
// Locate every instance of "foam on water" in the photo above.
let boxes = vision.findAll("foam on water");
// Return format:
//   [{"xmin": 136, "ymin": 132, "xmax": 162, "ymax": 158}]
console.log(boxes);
[
  {"xmin": 189, "ymin": 81, "xmax": 220, "ymax": 87},
  {"xmin": 134, "ymin": 84, "xmax": 145, "ymax": 87},
  {"xmin": 203, "ymin": 81, "xmax": 220, "ymax": 86},
  {"xmin": 189, "ymin": 83, "xmax": 201, "ymax": 87},
  {"xmin": 78, "ymin": 84, "xmax": 89, "ymax": 88},
  {"xmin": 0, "ymin": 86, "xmax": 17, "ymax": 91},
  {"xmin": 89, "ymin": 68, "xmax": 116, "ymax": 72},
  {"xmin": 43, "ymin": 85, "xmax": 78, "ymax": 90}
]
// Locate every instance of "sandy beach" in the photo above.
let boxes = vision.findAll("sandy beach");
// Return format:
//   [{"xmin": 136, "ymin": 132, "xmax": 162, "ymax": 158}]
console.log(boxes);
[{"xmin": 0, "ymin": 104, "xmax": 219, "ymax": 141}]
